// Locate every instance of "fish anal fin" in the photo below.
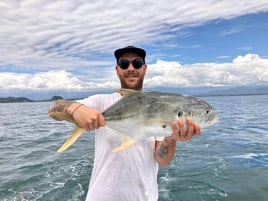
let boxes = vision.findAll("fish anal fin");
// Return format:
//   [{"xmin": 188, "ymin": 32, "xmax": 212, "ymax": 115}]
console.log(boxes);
[
  {"xmin": 57, "ymin": 126, "xmax": 85, "ymax": 153},
  {"xmin": 113, "ymin": 136, "xmax": 137, "ymax": 153}
]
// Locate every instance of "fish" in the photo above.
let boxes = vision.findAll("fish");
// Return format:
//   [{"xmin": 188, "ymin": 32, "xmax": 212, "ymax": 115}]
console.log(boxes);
[{"xmin": 49, "ymin": 89, "xmax": 218, "ymax": 153}]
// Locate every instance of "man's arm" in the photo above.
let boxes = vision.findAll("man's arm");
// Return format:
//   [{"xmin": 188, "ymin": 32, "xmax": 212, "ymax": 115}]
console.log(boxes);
[
  {"xmin": 49, "ymin": 99, "xmax": 105, "ymax": 130},
  {"xmin": 49, "ymin": 99, "xmax": 82, "ymax": 116},
  {"xmin": 155, "ymin": 118, "xmax": 200, "ymax": 166}
]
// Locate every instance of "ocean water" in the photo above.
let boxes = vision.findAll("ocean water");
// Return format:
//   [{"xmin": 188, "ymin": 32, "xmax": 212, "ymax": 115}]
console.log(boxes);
[{"xmin": 0, "ymin": 94, "xmax": 268, "ymax": 201}]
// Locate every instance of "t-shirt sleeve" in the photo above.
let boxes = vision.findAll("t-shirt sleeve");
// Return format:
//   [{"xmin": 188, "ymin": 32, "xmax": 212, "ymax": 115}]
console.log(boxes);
[
  {"xmin": 76, "ymin": 94, "xmax": 103, "ymax": 111},
  {"xmin": 76, "ymin": 93, "xmax": 121, "ymax": 112},
  {"xmin": 155, "ymin": 136, "xmax": 164, "ymax": 141}
]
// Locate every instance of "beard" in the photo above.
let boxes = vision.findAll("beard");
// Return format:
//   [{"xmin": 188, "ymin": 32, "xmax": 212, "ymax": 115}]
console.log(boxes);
[{"xmin": 118, "ymin": 71, "xmax": 145, "ymax": 91}]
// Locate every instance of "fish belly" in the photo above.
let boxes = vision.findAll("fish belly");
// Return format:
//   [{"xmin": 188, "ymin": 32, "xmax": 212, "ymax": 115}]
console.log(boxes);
[{"xmin": 106, "ymin": 118, "xmax": 173, "ymax": 141}]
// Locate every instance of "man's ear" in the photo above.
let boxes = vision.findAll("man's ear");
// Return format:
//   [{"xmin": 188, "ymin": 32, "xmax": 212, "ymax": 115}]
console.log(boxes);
[
  {"xmin": 143, "ymin": 64, "xmax": 147, "ymax": 75},
  {"xmin": 115, "ymin": 66, "xmax": 119, "ymax": 76}
]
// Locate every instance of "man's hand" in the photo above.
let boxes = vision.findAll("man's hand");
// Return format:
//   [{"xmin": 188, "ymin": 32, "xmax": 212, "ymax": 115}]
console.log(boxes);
[
  {"xmin": 72, "ymin": 104, "xmax": 105, "ymax": 131},
  {"xmin": 155, "ymin": 118, "xmax": 200, "ymax": 166},
  {"xmin": 166, "ymin": 117, "xmax": 200, "ymax": 142},
  {"xmin": 48, "ymin": 100, "xmax": 105, "ymax": 131}
]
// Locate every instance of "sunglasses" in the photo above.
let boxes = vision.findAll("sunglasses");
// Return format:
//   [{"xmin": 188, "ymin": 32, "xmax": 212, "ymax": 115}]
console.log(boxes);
[{"xmin": 117, "ymin": 58, "xmax": 144, "ymax": 70}]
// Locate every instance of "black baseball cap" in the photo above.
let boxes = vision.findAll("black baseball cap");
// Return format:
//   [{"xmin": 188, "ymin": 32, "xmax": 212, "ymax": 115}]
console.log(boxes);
[{"xmin": 114, "ymin": 46, "xmax": 146, "ymax": 62}]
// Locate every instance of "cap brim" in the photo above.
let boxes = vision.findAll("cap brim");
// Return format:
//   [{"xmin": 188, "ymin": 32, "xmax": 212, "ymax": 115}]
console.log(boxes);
[{"xmin": 114, "ymin": 46, "xmax": 146, "ymax": 61}]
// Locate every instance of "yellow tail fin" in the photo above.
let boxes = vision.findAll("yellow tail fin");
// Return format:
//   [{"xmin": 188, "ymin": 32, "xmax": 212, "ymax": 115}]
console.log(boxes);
[{"xmin": 57, "ymin": 126, "xmax": 85, "ymax": 153}]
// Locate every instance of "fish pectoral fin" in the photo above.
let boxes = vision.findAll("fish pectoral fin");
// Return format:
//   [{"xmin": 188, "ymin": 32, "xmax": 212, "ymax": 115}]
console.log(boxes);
[
  {"xmin": 57, "ymin": 126, "xmax": 85, "ymax": 153},
  {"xmin": 113, "ymin": 136, "xmax": 137, "ymax": 153},
  {"xmin": 137, "ymin": 119, "xmax": 172, "ymax": 128}
]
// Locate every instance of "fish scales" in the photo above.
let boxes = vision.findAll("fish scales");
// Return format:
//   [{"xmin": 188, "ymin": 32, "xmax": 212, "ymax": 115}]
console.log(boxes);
[
  {"xmin": 103, "ymin": 92, "xmax": 180, "ymax": 121},
  {"xmin": 103, "ymin": 92, "xmax": 210, "ymax": 126}
]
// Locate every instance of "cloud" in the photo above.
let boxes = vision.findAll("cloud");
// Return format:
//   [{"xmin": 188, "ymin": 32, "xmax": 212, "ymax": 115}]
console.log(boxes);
[
  {"xmin": 233, "ymin": 53, "xmax": 260, "ymax": 63},
  {"xmin": 0, "ymin": 0, "xmax": 268, "ymax": 98},
  {"xmin": 0, "ymin": 70, "xmax": 119, "ymax": 91},
  {"xmin": 0, "ymin": 0, "xmax": 268, "ymax": 70},
  {"xmin": 219, "ymin": 28, "xmax": 242, "ymax": 36},
  {"xmin": 145, "ymin": 54, "xmax": 268, "ymax": 87},
  {"xmin": 1, "ymin": 54, "xmax": 267, "ymax": 93}
]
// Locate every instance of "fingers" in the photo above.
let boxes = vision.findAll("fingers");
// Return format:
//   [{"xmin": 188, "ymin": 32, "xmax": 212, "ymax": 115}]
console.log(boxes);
[
  {"xmin": 171, "ymin": 119, "xmax": 186, "ymax": 141},
  {"xmin": 98, "ymin": 114, "xmax": 106, "ymax": 127},
  {"xmin": 72, "ymin": 106, "xmax": 106, "ymax": 131},
  {"xmin": 174, "ymin": 118, "xmax": 185, "ymax": 136},
  {"xmin": 185, "ymin": 117, "xmax": 193, "ymax": 137},
  {"xmin": 186, "ymin": 117, "xmax": 201, "ymax": 136},
  {"xmin": 82, "ymin": 113, "xmax": 105, "ymax": 131},
  {"xmin": 90, "ymin": 114, "xmax": 105, "ymax": 130},
  {"xmin": 193, "ymin": 122, "xmax": 201, "ymax": 135},
  {"xmin": 87, "ymin": 119, "xmax": 99, "ymax": 131},
  {"xmin": 171, "ymin": 118, "xmax": 201, "ymax": 142}
]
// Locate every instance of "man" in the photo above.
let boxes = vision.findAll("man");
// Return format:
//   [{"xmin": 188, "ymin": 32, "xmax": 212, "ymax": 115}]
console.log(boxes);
[{"xmin": 49, "ymin": 46, "xmax": 200, "ymax": 201}]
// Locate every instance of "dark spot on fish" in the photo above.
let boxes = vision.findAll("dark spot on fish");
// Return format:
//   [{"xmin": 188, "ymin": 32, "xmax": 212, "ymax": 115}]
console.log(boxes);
[
  {"xmin": 178, "ymin": 111, "xmax": 183, "ymax": 117},
  {"xmin": 162, "ymin": 125, "xmax": 166, "ymax": 128},
  {"xmin": 188, "ymin": 111, "xmax": 193, "ymax": 117}
]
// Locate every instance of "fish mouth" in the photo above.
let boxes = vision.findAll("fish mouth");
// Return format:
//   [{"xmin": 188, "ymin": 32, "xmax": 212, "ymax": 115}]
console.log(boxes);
[
  {"xmin": 203, "ymin": 113, "xmax": 219, "ymax": 128},
  {"xmin": 208, "ymin": 116, "xmax": 219, "ymax": 127}
]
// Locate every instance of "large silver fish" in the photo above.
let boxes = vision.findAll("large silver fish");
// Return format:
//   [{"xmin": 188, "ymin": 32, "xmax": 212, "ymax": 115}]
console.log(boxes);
[{"xmin": 49, "ymin": 89, "xmax": 218, "ymax": 153}]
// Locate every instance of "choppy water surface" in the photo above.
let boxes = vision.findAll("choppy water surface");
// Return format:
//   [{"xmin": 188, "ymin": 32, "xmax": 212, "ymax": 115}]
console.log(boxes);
[{"xmin": 0, "ymin": 95, "xmax": 267, "ymax": 201}]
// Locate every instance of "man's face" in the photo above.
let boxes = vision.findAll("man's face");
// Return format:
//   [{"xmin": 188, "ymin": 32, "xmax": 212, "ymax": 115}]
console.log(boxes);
[{"xmin": 116, "ymin": 52, "xmax": 147, "ymax": 91}]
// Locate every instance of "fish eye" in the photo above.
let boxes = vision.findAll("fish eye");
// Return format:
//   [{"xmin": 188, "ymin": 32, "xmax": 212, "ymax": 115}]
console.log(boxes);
[
  {"xmin": 178, "ymin": 111, "xmax": 183, "ymax": 117},
  {"xmin": 205, "ymin": 110, "xmax": 210, "ymax": 114}
]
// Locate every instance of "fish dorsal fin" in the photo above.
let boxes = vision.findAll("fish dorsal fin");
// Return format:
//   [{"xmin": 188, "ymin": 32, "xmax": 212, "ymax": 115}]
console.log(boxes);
[{"xmin": 115, "ymin": 88, "xmax": 142, "ymax": 97}]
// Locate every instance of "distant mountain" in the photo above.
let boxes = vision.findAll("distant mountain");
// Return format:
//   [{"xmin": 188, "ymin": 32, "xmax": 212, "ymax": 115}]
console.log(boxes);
[
  {"xmin": 51, "ymin": 96, "xmax": 63, "ymax": 101},
  {"xmin": 0, "ymin": 95, "xmax": 67, "ymax": 103},
  {"xmin": 0, "ymin": 97, "xmax": 34, "ymax": 103},
  {"xmin": 145, "ymin": 85, "xmax": 268, "ymax": 97}
]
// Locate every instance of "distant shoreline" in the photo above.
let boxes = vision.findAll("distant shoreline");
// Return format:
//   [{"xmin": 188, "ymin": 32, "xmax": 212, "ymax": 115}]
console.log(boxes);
[
  {"xmin": 0, "ymin": 96, "xmax": 64, "ymax": 103},
  {"xmin": 0, "ymin": 97, "xmax": 34, "ymax": 103},
  {"xmin": 1, "ymin": 93, "xmax": 268, "ymax": 103}
]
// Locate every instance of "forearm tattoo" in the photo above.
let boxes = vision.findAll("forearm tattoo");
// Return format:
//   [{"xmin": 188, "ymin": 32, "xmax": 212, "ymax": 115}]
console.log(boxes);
[
  {"xmin": 49, "ymin": 100, "xmax": 73, "ymax": 113},
  {"xmin": 48, "ymin": 100, "xmax": 75, "ymax": 121},
  {"xmin": 157, "ymin": 138, "xmax": 169, "ymax": 159}
]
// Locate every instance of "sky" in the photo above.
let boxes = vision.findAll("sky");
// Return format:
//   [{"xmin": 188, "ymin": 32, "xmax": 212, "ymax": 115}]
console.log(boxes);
[{"xmin": 0, "ymin": 0, "xmax": 268, "ymax": 99}]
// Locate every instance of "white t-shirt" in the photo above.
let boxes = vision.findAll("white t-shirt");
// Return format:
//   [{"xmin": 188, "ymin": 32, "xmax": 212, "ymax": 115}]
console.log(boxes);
[{"xmin": 78, "ymin": 93, "xmax": 162, "ymax": 201}]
